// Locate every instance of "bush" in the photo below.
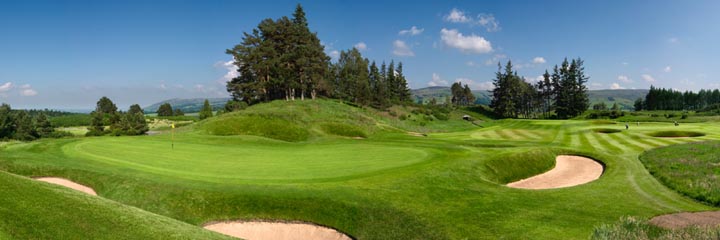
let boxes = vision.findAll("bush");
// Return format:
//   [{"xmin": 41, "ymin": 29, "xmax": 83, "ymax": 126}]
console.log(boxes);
[
  {"xmin": 399, "ymin": 114, "xmax": 407, "ymax": 121},
  {"xmin": 320, "ymin": 122, "xmax": 368, "ymax": 138}
]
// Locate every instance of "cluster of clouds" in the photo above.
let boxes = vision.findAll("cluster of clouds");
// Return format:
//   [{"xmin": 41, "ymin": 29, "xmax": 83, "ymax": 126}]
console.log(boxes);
[
  {"xmin": 428, "ymin": 73, "xmax": 493, "ymax": 90},
  {"xmin": 444, "ymin": 8, "xmax": 501, "ymax": 32},
  {"xmin": 0, "ymin": 82, "xmax": 38, "ymax": 97}
]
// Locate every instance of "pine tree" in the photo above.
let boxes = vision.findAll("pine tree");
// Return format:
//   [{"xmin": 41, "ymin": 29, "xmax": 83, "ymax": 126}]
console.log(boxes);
[
  {"xmin": 34, "ymin": 112, "xmax": 54, "ymax": 137},
  {"xmin": 129, "ymin": 104, "xmax": 144, "ymax": 115},
  {"xmin": 87, "ymin": 111, "xmax": 106, "ymax": 136},
  {"xmin": 0, "ymin": 103, "xmax": 14, "ymax": 139},
  {"xmin": 157, "ymin": 103, "xmax": 173, "ymax": 117},
  {"xmin": 14, "ymin": 111, "xmax": 37, "ymax": 141},
  {"xmin": 199, "ymin": 99, "xmax": 213, "ymax": 120}
]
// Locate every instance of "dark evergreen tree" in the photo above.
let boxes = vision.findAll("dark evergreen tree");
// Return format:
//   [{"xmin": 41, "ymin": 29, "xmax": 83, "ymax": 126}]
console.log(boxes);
[
  {"xmin": 157, "ymin": 103, "xmax": 173, "ymax": 117},
  {"xmin": 199, "ymin": 99, "xmax": 213, "ymax": 120},
  {"xmin": 86, "ymin": 111, "xmax": 106, "ymax": 136},
  {"xmin": 173, "ymin": 109, "xmax": 185, "ymax": 116},
  {"xmin": 34, "ymin": 112, "xmax": 54, "ymax": 137},
  {"xmin": 13, "ymin": 111, "xmax": 37, "ymax": 141},
  {"xmin": 128, "ymin": 104, "xmax": 144, "ymax": 115},
  {"xmin": 95, "ymin": 96, "xmax": 118, "ymax": 114},
  {"xmin": 0, "ymin": 103, "xmax": 14, "ymax": 139}
]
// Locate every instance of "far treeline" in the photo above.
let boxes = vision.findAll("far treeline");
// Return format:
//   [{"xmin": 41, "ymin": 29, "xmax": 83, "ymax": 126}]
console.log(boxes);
[
  {"xmin": 225, "ymin": 4, "xmax": 412, "ymax": 109},
  {"xmin": 636, "ymin": 86, "xmax": 720, "ymax": 111},
  {"xmin": 156, "ymin": 99, "xmax": 215, "ymax": 120},
  {"xmin": 490, "ymin": 58, "xmax": 590, "ymax": 119},
  {"xmin": 0, "ymin": 103, "xmax": 62, "ymax": 141}
]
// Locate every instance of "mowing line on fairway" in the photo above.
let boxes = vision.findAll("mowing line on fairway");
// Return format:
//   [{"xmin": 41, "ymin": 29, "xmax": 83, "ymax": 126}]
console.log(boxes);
[
  {"xmin": 510, "ymin": 129, "xmax": 539, "ymax": 141},
  {"xmin": 569, "ymin": 132, "xmax": 582, "ymax": 148},
  {"xmin": 588, "ymin": 132, "xmax": 624, "ymax": 154},
  {"xmin": 602, "ymin": 132, "xmax": 643, "ymax": 153},
  {"xmin": 609, "ymin": 132, "xmax": 653, "ymax": 150},
  {"xmin": 624, "ymin": 133, "xmax": 665, "ymax": 148},
  {"xmin": 578, "ymin": 132, "xmax": 596, "ymax": 152}
]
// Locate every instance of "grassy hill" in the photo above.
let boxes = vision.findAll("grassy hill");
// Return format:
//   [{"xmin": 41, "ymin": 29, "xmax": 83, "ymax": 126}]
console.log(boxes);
[
  {"xmin": 0, "ymin": 171, "xmax": 232, "ymax": 240},
  {"xmin": 144, "ymin": 98, "xmax": 230, "ymax": 113}
]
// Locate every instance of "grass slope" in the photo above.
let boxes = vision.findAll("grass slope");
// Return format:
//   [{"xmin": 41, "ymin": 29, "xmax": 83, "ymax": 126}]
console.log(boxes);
[
  {"xmin": 2, "ymin": 100, "xmax": 720, "ymax": 239},
  {"xmin": 640, "ymin": 141, "xmax": 720, "ymax": 206},
  {"xmin": 0, "ymin": 171, "xmax": 233, "ymax": 240}
]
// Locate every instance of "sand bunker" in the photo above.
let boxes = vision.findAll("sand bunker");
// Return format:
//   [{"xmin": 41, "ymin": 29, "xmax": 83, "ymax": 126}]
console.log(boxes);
[
  {"xmin": 204, "ymin": 221, "xmax": 352, "ymax": 240},
  {"xmin": 506, "ymin": 155, "xmax": 603, "ymax": 189},
  {"xmin": 650, "ymin": 211, "xmax": 720, "ymax": 229},
  {"xmin": 407, "ymin": 132, "xmax": 426, "ymax": 137},
  {"xmin": 35, "ymin": 177, "xmax": 97, "ymax": 196}
]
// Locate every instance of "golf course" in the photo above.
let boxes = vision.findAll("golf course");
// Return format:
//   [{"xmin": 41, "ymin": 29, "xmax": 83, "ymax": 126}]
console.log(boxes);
[{"xmin": 2, "ymin": 99, "xmax": 720, "ymax": 239}]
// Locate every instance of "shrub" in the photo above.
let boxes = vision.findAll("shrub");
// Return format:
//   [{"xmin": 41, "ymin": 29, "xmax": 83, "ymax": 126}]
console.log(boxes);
[
  {"xmin": 46, "ymin": 131, "xmax": 74, "ymax": 138},
  {"xmin": 399, "ymin": 114, "xmax": 407, "ymax": 121}
]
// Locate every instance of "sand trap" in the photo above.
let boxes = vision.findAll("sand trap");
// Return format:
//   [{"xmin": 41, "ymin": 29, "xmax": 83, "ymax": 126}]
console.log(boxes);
[
  {"xmin": 407, "ymin": 132, "xmax": 426, "ymax": 137},
  {"xmin": 35, "ymin": 177, "xmax": 97, "ymax": 196},
  {"xmin": 506, "ymin": 155, "xmax": 603, "ymax": 189},
  {"xmin": 650, "ymin": 211, "xmax": 720, "ymax": 229},
  {"xmin": 204, "ymin": 221, "xmax": 352, "ymax": 240}
]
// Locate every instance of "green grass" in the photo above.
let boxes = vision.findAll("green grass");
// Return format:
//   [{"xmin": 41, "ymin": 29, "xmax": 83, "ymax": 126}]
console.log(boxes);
[
  {"xmin": 592, "ymin": 216, "xmax": 720, "ymax": 240},
  {"xmin": 648, "ymin": 130, "xmax": 706, "ymax": 138},
  {"xmin": 640, "ymin": 141, "xmax": 720, "ymax": 206},
  {"xmin": 320, "ymin": 122, "xmax": 368, "ymax": 138},
  {"xmin": 3, "ymin": 99, "xmax": 720, "ymax": 239},
  {"xmin": 0, "ymin": 171, "xmax": 233, "ymax": 240}
]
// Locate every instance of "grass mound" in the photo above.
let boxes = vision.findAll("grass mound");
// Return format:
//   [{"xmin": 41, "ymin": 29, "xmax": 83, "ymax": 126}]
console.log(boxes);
[
  {"xmin": 204, "ymin": 114, "xmax": 309, "ymax": 142},
  {"xmin": 0, "ymin": 171, "xmax": 232, "ymax": 240},
  {"xmin": 480, "ymin": 148, "xmax": 558, "ymax": 184},
  {"xmin": 592, "ymin": 128, "xmax": 622, "ymax": 134},
  {"xmin": 201, "ymin": 99, "xmax": 377, "ymax": 141},
  {"xmin": 592, "ymin": 216, "xmax": 720, "ymax": 240},
  {"xmin": 321, "ymin": 122, "xmax": 368, "ymax": 138},
  {"xmin": 640, "ymin": 141, "xmax": 720, "ymax": 206},
  {"xmin": 648, "ymin": 131, "xmax": 705, "ymax": 138}
]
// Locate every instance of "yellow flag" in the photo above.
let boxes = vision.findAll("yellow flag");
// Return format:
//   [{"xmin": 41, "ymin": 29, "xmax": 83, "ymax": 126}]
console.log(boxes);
[{"xmin": 171, "ymin": 123, "xmax": 175, "ymax": 129}]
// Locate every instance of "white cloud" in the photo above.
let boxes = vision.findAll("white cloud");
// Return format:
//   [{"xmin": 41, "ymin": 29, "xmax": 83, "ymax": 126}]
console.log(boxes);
[
  {"xmin": 329, "ymin": 50, "xmax": 340, "ymax": 59},
  {"xmin": 455, "ymin": 78, "xmax": 494, "ymax": 90},
  {"xmin": 440, "ymin": 28, "xmax": 493, "ymax": 54},
  {"xmin": 214, "ymin": 60, "xmax": 239, "ymax": 84},
  {"xmin": 668, "ymin": 37, "xmax": 679, "ymax": 43},
  {"xmin": 399, "ymin": 26, "xmax": 424, "ymax": 36},
  {"xmin": 484, "ymin": 54, "xmax": 507, "ymax": 65},
  {"xmin": 610, "ymin": 83, "xmax": 624, "ymax": 90},
  {"xmin": 444, "ymin": 8, "xmax": 471, "ymax": 23},
  {"xmin": 622, "ymin": 62, "xmax": 629, "ymax": 66},
  {"xmin": 663, "ymin": 66, "xmax": 672, "ymax": 72},
  {"xmin": 392, "ymin": 40, "xmax": 415, "ymax": 57},
  {"xmin": 354, "ymin": 42, "xmax": 367, "ymax": 51},
  {"xmin": 428, "ymin": 73, "xmax": 448, "ymax": 87},
  {"xmin": 20, "ymin": 88, "xmax": 38, "ymax": 96},
  {"xmin": 477, "ymin": 14, "xmax": 500, "ymax": 32},
  {"xmin": 532, "ymin": 57, "xmax": 546, "ymax": 64},
  {"xmin": 617, "ymin": 75, "xmax": 632, "ymax": 83},
  {"xmin": 0, "ymin": 82, "xmax": 12, "ymax": 92},
  {"xmin": 642, "ymin": 74, "xmax": 656, "ymax": 83}
]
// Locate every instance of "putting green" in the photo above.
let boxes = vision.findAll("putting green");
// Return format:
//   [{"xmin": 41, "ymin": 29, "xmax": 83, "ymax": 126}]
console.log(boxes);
[{"xmin": 61, "ymin": 137, "xmax": 429, "ymax": 182}]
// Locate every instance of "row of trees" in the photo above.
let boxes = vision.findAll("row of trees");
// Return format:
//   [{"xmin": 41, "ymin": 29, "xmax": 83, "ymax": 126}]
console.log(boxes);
[
  {"xmin": 490, "ymin": 58, "xmax": 589, "ymax": 119},
  {"xmin": 637, "ymin": 86, "xmax": 720, "ymax": 111},
  {"xmin": 226, "ymin": 4, "xmax": 412, "ymax": 108},
  {"xmin": 450, "ymin": 82, "xmax": 475, "ymax": 106},
  {"xmin": 0, "ymin": 103, "xmax": 56, "ymax": 141},
  {"xmin": 156, "ymin": 100, "xmax": 214, "ymax": 119},
  {"xmin": 87, "ymin": 97, "xmax": 148, "ymax": 136}
]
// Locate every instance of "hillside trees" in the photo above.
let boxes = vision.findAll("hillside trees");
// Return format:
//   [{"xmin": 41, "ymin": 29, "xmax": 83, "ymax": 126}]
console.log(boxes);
[
  {"xmin": 157, "ymin": 103, "xmax": 173, "ymax": 117},
  {"xmin": 643, "ymin": 86, "xmax": 720, "ymax": 111},
  {"xmin": 199, "ymin": 99, "xmax": 213, "ymax": 120},
  {"xmin": 490, "ymin": 58, "xmax": 589, "ymax": 119},
  {"xmin": 34, "ymin": 112, "xmax": 54, "ymax": 137},
  {"xmin": 225, "ymin": 5, "xmax": 412, "ymax": 108},
  {"xmin": 0, "ymin": 104, "xmax": 13, "ymax": 138},
  {"xmin": 87, "ymin": 97, "xmax": 147, "ymax": 136},
  {"xmin": 450, "ymin": 82, "xmax": 475, "ymax": 106}
]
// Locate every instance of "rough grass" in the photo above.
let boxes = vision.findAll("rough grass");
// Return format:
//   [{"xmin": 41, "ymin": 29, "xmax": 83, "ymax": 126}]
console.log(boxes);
[
  {"xmin": 593, "ymin": 128, "xmax": 623, "ymax": 134},
  {"xmin": 480, "ymin": 148, "xmax": 558, "ymax": 184},
  {"xmin": 648, "ymin": 130, "xmax": 706, "ymax": 137},
  {"xmin": 640, "ymin": 141, "xmax": 720, "ymax": 206},
  {"xmin": 320, "ymin": 122, "xmax": 368, "ymax": 138},
  {"xmin": 592, "ymin": 216, "xmax": 720, "ymax": 240},
  {"xmin": 204, "ymin": 114, "xmax": 310, "ymax": 142},
  {"xmin": 0, "ymin": 171, "xmax": 233, "ymax": 240}
]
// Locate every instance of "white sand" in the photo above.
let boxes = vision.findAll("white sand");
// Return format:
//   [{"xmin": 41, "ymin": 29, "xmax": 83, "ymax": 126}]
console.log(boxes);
[
  {"xmin": 204, "ymin": 221, "xmax": 352, "ymax": 240},
  {"xmin": 506, "ymin": 155, "xmax": 603, "ymax": 189},
  {"xmin": 36, "ymin": 177, "xmax": 97, "ymax": 196}
]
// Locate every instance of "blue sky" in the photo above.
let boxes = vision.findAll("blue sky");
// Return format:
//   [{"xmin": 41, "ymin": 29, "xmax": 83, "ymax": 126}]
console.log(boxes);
[{"xmin": 1, "ymin": 0, "xmax": 719, "ymax": 109}]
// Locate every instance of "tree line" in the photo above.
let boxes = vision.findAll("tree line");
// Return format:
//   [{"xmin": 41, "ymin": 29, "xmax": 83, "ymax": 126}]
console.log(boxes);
[
  {"xmin": 225, "ymin": 4, "xmax": 411, "ymax": 109},
  {"xmin": 87, "ymin": 97, "xmax": 148, "ymax": 136},
  {"xmin": 490, "ymin": 58, "xmax": 589, "ymax": 119},
  {"xmin": 636, "ymin": 86, "xmax": 720, "ymax": 111},
  {"xmin": 0, "ymin": 103, "xmax": 58, "ymax": 141},
  {"xmin": 156, "ymin": 99, "xmax": 215, "ymax": 120}
]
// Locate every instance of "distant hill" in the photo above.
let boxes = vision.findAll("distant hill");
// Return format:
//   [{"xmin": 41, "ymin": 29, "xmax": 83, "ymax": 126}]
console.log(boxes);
[
  {"xmin": 412, "ymin": 86, "xmax": 492, "ymax": 105},
  {"xmin": 412, "ymin": 87, "xmax": 648, "ymax": 110},
  {"xmin": 144, "ymin": 98, "xmax": 230, "ymax": 113}
]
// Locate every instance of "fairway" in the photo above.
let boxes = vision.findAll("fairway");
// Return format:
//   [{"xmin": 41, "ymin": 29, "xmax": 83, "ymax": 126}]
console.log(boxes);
[{"xmin": 61, "ymin": 136, "xmax": 430, "ymax": 182}]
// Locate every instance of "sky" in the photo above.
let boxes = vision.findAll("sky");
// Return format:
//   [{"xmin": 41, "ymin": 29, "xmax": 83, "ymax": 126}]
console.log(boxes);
[{"xmin": 1, "ymin": 0, "xmax": 719, "ymax": 110}]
